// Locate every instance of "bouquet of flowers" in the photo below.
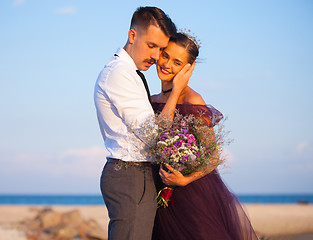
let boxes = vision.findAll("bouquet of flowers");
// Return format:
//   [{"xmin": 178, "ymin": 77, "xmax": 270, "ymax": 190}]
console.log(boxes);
[
  {"xmin": 151, "ymin": 111, "xmax": 227, "ymax": 207},
  {"xmin": 128, "ymin": 109, "xmax": 229, "ymax": 207}
]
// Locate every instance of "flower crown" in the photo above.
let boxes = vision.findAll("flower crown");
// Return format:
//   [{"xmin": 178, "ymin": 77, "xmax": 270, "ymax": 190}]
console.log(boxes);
[{"xmin": 179, "ymin": 28, "xmax": 201, "ymax": 49}]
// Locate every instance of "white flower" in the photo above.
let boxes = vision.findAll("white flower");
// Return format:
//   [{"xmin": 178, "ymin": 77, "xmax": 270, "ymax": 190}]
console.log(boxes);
[
  {"xmin": 157, "ymin": 141, "xmax": 167, "ymax": 147},
  {"xmin": 178, "ymin": 146, "xmax": 188, "ymax": 151}
]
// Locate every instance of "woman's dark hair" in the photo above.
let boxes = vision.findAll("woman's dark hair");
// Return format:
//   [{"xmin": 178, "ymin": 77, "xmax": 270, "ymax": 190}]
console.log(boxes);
[
  {"xmin": 170, "ymin": 32, "xmax": 199, "ymax": 64},
  {"xmin": 130, "ymin": 6, "xmax": 177, "ymax": 38}
]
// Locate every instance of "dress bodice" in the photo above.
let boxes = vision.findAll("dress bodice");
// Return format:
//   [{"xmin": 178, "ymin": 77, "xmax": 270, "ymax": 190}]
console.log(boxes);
[{"xmin": 151, "ymin": 102, "xmax": 223, "ymax": 127}]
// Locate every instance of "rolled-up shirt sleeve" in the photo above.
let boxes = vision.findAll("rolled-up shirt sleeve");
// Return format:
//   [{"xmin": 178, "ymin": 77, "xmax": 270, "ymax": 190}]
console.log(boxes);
[{"xmin": 94, "ymin": 48, "xmax": 155, "ymax": 162}]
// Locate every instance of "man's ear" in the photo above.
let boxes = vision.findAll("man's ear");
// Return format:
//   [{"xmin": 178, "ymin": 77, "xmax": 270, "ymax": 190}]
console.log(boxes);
[{"xmin": 128, "ymin": 28, "xmax": 137, "ymax": 44}]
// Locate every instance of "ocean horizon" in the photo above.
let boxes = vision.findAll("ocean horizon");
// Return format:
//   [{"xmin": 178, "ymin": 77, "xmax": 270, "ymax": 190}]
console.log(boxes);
[{"xmin": 0, "ymin": 194, "xmax": 312, "ymax": 205}]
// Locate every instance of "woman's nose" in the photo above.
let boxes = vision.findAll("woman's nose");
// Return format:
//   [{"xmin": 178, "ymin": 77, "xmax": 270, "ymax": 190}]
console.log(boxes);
[{"xmin": 163, "ymin": 60, "xmax": 171, "ymax": 68}]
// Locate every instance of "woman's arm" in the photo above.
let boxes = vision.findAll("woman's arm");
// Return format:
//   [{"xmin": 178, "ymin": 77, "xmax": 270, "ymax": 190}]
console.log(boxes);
[
  {"xmin": 160, "ymin": 62, "xmax": 195, "ymax": 119},
  {"xmin": 159, "ymin": 89, "xmax": 220, "ymax": 187},
  {"xmin": 159, "ymin": 164, "xmax": 207, "ymax": 187},
  {"xmin": 159, "ymin": 128, "xmax": 220, "ymax": 187}
]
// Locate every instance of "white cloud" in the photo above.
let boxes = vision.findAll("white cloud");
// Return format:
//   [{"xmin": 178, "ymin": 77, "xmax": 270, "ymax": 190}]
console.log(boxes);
[
  {"xmin": 296, "ymin": 141, "xmax": 312, "ymax": 155},
  {"xmin": 12, "ymin": 0, "xmax": 25, "ymax": 7},
  {"xmin": 54, "ymin": 6, "xmax": 77, "ymax": 15},
  {"xmin": 294, "ymin": 141, "xmax": 313, "ymax": 172},
  {"xmin": 59, "ymin": 146, "xmax": 107, "ymax": 160},
  {"xmin": 0, "ymin": 146, "xmax": 110, "ymax": 193},
  {"xmin": 3, "ymin": 146, "xmax": 108, "ymax": 178}
]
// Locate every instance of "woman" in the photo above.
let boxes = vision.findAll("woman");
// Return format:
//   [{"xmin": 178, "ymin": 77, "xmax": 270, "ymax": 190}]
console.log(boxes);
[{"xmin": 151, "ymin": 32, "xmax": 258, "ymax": 240}]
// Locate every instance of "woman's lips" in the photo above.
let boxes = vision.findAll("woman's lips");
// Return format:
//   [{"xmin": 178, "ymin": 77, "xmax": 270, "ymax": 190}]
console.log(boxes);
[{"xmin": 160, "ymin": 67, "xmax": 171, "ymax": 75}]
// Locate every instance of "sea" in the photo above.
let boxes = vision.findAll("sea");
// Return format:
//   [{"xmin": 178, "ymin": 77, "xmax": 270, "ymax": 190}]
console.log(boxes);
[{"xmin": 0, "ymin": 194, "xmax": 312, "ymax": 205}]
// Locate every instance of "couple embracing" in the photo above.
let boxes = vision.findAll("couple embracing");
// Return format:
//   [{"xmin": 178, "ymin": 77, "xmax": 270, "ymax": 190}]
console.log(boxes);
[{"xmin": 94, "ymin": 6, "xmax": 258, "ymax": 240}]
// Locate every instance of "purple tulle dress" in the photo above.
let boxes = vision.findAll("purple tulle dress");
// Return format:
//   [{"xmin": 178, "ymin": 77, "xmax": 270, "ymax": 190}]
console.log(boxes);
[{"xmin": 152, "ymin": 102, "xmax": 258, "ymax": 240}]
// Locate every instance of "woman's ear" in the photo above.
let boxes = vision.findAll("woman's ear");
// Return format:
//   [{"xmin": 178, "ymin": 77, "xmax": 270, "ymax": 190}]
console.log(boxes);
[{"xmin": 128, "ymin": 28, "xmax": 137, "ymax": 44}]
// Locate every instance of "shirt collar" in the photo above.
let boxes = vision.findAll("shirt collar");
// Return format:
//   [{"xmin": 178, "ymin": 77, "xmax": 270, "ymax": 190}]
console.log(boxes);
[{"xmin": 115, "ymin": 48, "xmax": 138, "ymax": 71}]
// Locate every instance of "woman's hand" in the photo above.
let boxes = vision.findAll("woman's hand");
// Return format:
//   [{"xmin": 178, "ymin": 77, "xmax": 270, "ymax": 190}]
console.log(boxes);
[
  {"xmin": 159, "ymin": 164, "xmax": 190, "ymax": 187},
  {"xmin": 160, "ymin": 61, "xmax": 195, "ymax": 119},
  {"xmin": 172, "ymin": 61, "xmax": 196, "ymax": 93},
  {"xmin": 159, "ymin": 163, "xmax": 209, "ymax": 187}
]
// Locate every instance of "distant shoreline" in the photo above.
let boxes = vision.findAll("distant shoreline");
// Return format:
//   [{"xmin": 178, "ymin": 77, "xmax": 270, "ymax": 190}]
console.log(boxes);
[{"xmin": 1, "ymin": 193, "xmax": 313, "ymax": 205}]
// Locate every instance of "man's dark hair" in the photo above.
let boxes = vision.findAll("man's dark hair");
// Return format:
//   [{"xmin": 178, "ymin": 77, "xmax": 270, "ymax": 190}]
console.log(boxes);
[{"xmin": 130, "ymin": 6, "xmax": 177, "ymax": 37}]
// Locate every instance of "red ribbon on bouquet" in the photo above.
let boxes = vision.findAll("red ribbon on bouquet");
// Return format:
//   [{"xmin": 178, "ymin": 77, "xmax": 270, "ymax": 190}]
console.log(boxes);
[{"xmin": 156, "ymin": 187, "xmax": 174, "ymax": 208}]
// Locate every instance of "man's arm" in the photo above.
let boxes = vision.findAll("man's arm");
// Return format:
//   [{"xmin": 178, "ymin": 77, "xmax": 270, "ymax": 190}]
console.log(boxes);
[{"xmin": 104, "ymin": 67, "xmax": 153, "ymax": 127}]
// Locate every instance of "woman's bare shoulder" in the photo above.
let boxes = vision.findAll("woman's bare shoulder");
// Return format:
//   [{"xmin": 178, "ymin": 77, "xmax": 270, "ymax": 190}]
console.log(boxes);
[{"xmin": 183, "ymin": 88, "xmax": 206, "ymax": 105}]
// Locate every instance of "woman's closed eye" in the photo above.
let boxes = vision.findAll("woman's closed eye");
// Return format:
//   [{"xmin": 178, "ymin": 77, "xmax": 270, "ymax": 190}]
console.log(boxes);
[
  {"xmin": 161, "ymin": 52, "xmax": 169, "ymax": 59},
  {"xmin": 174, "ymin": 60, "xmax": 182, "ymax": 66}
]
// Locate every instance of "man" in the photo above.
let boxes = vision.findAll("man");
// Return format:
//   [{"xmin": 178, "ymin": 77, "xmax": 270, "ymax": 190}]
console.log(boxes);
[{"xmin": 94, "ymin": 6, "xmax": 194, "ymax": 240}]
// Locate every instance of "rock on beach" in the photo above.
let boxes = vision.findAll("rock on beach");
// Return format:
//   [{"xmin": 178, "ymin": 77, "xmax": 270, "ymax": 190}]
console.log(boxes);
[{"xmin": 0, "ymin": 206, "xmax": 108, "ymax": 240}]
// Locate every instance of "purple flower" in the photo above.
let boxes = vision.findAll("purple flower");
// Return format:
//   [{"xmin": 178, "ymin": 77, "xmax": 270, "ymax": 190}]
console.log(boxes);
[
  {"xmin": 174, "ymin": 140, "xmax": 183, "ymax": 147},
  {"xmin": 180, "ymin": 155, "xmax": 189, "ymax": 164},
  {"xmin": 180, "ymin": 125, "xmax": 189, "ymax": 134}
]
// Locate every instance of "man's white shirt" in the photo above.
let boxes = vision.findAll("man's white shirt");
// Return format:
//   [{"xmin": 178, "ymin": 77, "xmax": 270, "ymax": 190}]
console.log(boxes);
[{"xmin": 94, "ymin": 48, "xmax": 154, "ymax": 162}]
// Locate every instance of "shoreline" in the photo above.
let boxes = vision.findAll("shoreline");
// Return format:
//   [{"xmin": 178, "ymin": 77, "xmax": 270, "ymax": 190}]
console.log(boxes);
[{"xmin": 0, "ymin": 204, "xmax": 313, "ymax": 239}]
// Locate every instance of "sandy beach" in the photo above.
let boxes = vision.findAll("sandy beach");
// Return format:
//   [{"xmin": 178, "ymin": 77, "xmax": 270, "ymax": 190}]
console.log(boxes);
[{"xmin": 0, "ymin": 204, "xmax": 313, "ymax": 239}]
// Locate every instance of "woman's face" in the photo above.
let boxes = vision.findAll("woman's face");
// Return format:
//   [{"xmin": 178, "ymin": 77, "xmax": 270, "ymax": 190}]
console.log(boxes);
[{"xmin": 156, "ymin": 41, "xmax": 189, "ymax": 82}]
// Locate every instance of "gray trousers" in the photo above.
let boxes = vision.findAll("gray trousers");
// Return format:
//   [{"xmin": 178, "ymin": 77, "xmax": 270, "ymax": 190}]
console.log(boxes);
[{"xmin": 100, "ymin": 159, "xmax": 157, "ymax": 240}]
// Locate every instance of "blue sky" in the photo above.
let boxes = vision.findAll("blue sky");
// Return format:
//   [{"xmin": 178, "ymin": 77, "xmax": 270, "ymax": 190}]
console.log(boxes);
[{"xmin": 1, "ymin": 0, "xmax": 312, "ymax": 194}]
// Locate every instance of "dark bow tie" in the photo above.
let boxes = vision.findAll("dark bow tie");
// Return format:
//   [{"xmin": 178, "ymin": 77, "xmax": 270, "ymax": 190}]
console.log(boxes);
[{"xmin": 114, "ymin": 54, "xmax": 151, "ymax": 105}]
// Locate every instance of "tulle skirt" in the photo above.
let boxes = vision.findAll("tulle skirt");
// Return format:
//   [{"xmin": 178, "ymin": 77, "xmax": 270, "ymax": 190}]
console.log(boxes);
[{"xmin": 152, "ymin": 170, "xmax": 258, "ymax": 240}]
